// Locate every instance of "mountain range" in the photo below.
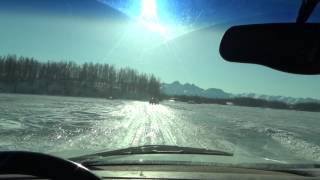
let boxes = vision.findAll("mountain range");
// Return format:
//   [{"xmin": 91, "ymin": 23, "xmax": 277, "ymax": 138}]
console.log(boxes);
[{"xmin": 161, "ymin": 81, "xmax": 320, "ymax": 104}]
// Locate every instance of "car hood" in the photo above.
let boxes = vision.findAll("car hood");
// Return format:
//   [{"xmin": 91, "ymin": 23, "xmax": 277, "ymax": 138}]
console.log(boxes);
[{"xmin": 74, "ymin": 153, "xmax": 319, "ymax": 170}]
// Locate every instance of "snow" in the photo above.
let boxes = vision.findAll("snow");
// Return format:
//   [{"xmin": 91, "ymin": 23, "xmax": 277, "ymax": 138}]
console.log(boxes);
[{"xmin": 0, "ymin": 93, "xmax": 320, "ymax": 164}]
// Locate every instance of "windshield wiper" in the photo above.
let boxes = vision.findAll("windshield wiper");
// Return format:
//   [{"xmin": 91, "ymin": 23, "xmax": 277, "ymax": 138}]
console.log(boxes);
[{"xmin": 70, "ymin": 145, "xmax": 233, "ymax": 163}]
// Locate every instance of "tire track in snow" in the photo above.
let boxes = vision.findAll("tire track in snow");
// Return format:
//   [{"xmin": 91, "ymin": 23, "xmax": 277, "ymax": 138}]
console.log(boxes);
[
  {"xmin": 49, "ymin": 101, "xmax": 236, "ymax": 157},
  {"xmin": 107, "ymin": 101, "xmax": 191, "ymax": 148}
]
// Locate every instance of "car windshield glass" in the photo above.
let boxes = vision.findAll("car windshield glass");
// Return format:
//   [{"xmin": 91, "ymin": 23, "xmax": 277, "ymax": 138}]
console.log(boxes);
[{"xmin": 0, "ymin": 0, "xmax": 320, "ymax": 167}]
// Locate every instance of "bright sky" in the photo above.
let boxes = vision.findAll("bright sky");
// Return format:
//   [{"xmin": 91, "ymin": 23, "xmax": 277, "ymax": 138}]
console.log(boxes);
[
  {"xmin": 0, "ymin": 0, "xmax": 320, "ymax": 99},
  {"xmin": 137, "ymin": 0, "xmax": 169, "ymax": 38}
]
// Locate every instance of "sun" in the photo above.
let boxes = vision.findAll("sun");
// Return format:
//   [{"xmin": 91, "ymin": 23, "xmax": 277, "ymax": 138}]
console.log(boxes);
[
  {"xmin": 138, "ymin": 0, "xmax": 169, "ymax": 38},
  {"xmin": 140, "ymin": 0, "xmax": 157, "ymax": 19}
]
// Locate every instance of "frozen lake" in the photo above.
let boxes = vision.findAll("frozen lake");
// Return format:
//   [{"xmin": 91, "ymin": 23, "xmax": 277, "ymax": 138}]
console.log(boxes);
[{"xmin": 0, "ymin": 93, "xmax": 320, "ymax": 163}]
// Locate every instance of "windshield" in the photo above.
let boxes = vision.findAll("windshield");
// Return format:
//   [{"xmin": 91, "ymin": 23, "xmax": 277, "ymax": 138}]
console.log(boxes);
[{"xmin": 1, "ymin": 0, "xmax": 320, "ymax": 167}]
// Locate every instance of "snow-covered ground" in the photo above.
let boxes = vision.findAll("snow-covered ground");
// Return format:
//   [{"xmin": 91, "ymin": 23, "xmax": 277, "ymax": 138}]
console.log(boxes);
[{"xmin": 0, "ymin": 93, "xmax": 320, "ymax": 163}]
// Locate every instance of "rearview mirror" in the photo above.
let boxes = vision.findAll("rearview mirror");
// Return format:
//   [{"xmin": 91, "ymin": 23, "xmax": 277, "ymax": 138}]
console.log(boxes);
[{"xmin": 219, "ymin": 23, "xmax": 320, "ymax": 74}]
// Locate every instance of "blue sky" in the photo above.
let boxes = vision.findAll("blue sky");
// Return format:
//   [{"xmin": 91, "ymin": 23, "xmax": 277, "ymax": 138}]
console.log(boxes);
[{"xmin": 0, "ymin": 0, "xmax": 320, "ymax": 99}]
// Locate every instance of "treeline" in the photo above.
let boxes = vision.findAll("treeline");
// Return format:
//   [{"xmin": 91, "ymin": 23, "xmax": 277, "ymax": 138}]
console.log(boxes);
[
  {"xmin": 0, "ymin": 55, "xmax": 161, "ymax": 99},
  {"xmin": 169, "ymin": 95, "xmax": 320, "ymax": 112}
]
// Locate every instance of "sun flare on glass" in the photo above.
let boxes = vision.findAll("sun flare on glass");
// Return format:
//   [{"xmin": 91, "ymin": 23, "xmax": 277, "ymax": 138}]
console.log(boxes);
[
  {"xmin": 138, "ymin": 0, "xmax": 169, "ymax": 38},
  {"xmin": 141, "ymin": 0, "xmax": 157, "ymax": 18}
]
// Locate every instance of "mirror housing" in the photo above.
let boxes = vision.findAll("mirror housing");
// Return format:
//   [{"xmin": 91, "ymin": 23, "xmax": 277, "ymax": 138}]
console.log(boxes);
[{"xmin": 219, "ymin": 23, "xmax": 320, "ymax": 74}]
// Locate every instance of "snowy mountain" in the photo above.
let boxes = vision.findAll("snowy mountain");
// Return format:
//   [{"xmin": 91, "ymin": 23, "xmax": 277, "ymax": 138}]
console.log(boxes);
[
  {"xmin": 161, "ymin": 81, "xmax": 320, "ymax": 104},
  {"xmin": 237, "ymin": 93, "xmax": 320, "ymax": 104},
  {"xmin": 161, "ymin": 81, "xmax": 231, "ymax": 99}
]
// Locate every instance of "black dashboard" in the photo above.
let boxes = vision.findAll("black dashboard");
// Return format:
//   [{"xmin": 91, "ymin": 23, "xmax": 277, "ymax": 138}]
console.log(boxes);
[{"xmin": 1, "ymin": 165, "xmax": 320, "ymax": 180}]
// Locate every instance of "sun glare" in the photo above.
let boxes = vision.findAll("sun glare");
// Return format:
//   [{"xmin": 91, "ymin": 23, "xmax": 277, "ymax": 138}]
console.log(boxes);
[
  {"xmin": 141, "ymin": 0, "xmax": 157, "ymax": 18},
  {"xmin": 138, "ymin": 0, "xmax": 169, "ymax": 38}
]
